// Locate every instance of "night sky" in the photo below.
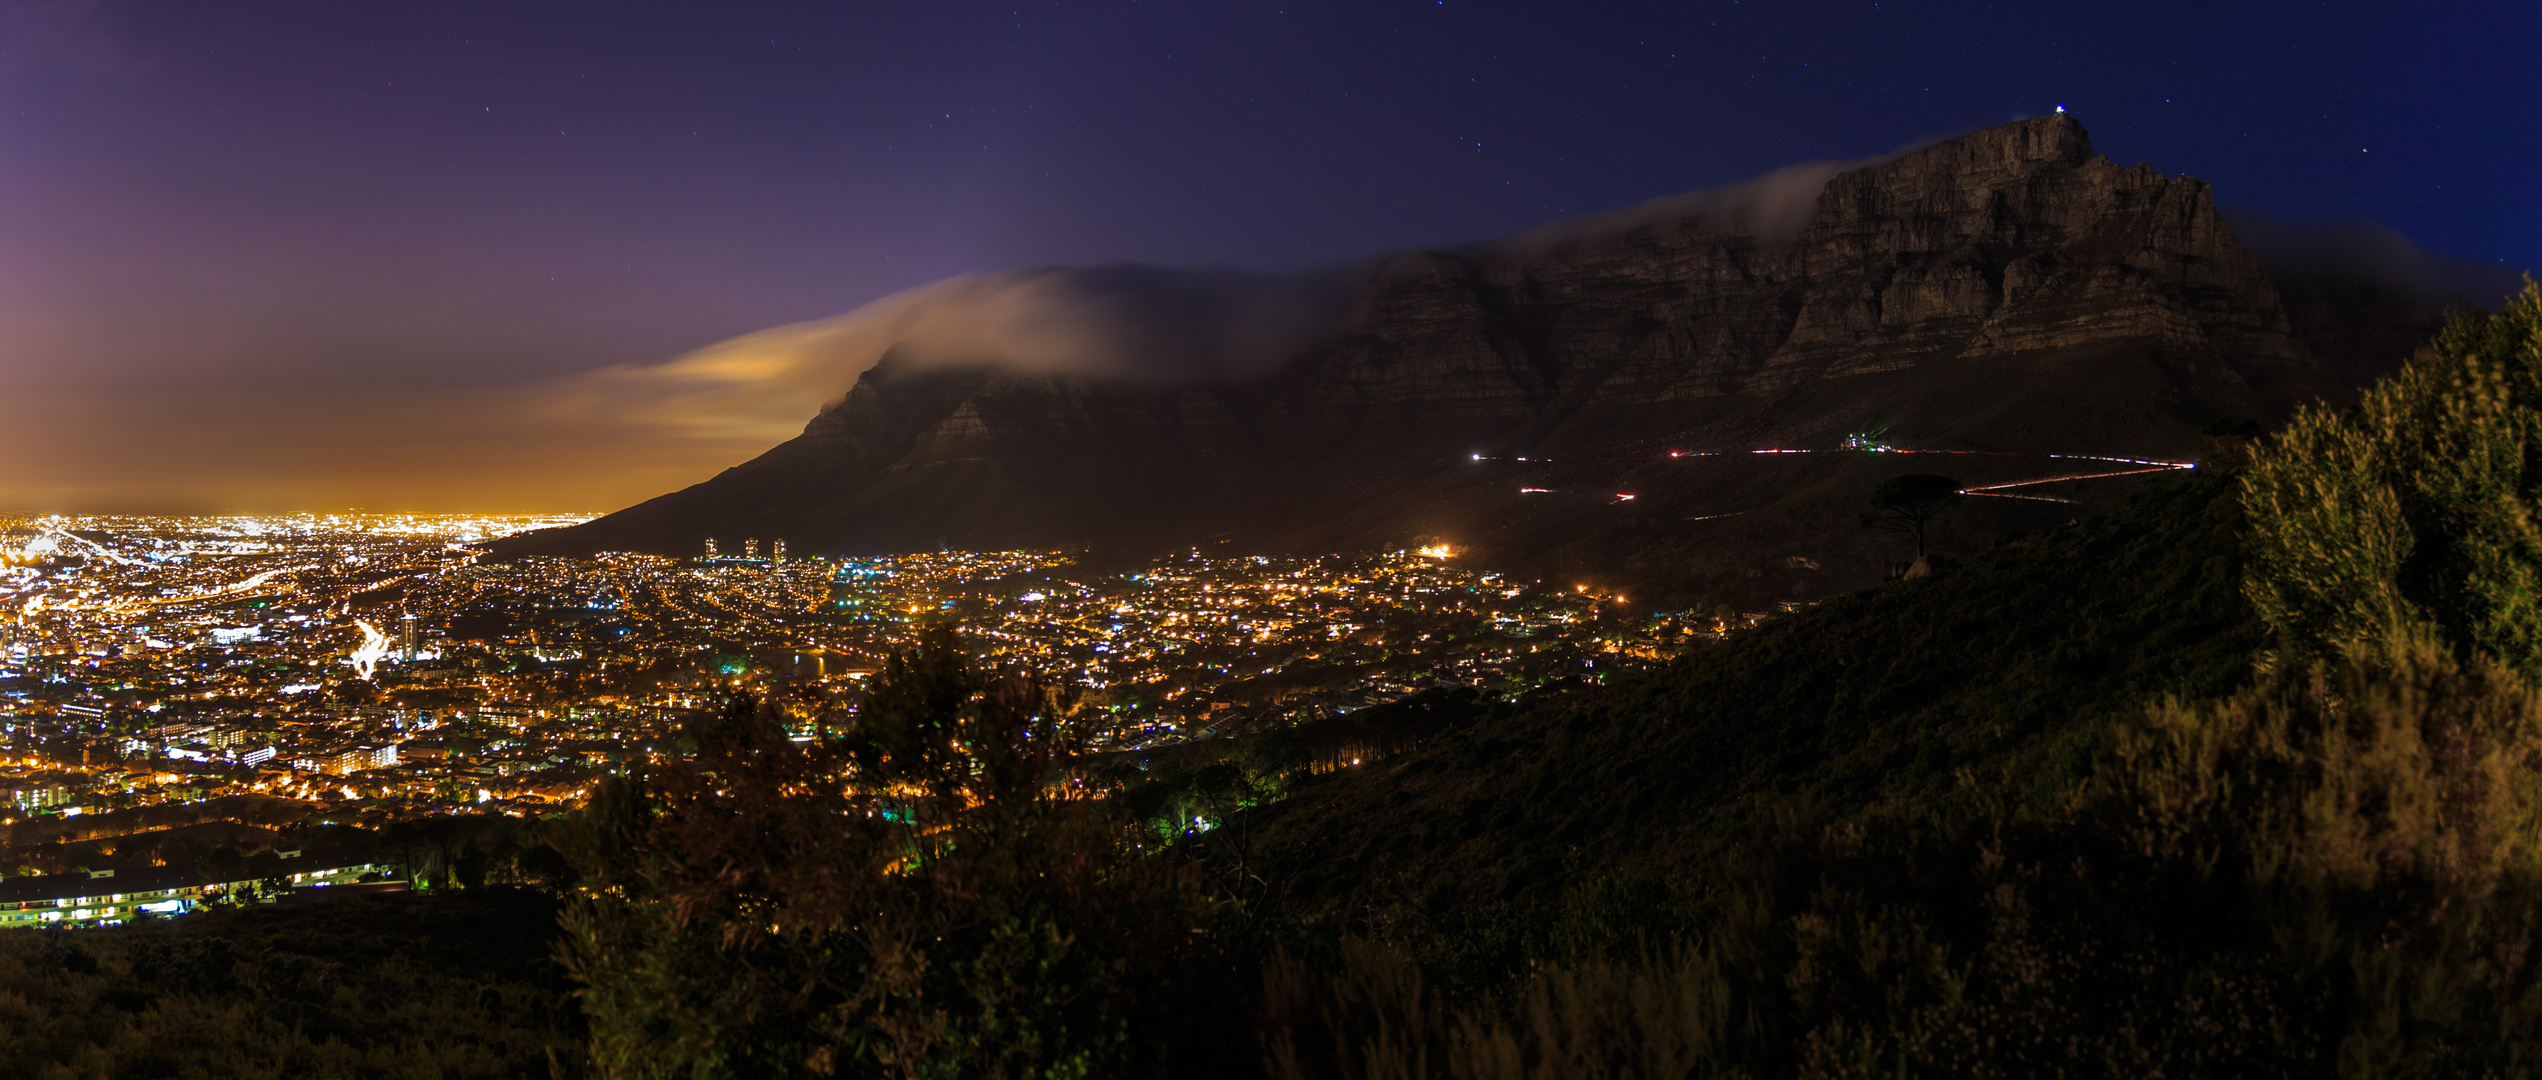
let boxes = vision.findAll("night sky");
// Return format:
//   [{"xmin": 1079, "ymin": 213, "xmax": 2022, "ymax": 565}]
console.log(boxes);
[{"xmin": 2, "ymin": 0, "xmax": 2532, "ymax": 513}]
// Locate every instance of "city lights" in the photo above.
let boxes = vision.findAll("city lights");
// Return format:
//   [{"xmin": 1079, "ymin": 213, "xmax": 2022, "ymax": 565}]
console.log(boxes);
[{"xmin": 0, "ymin": 513, "xmax": 1724, "ymax": 827}]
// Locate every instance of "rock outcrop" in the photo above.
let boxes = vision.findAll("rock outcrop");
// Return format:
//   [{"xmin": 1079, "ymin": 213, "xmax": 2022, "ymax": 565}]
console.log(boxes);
[{"xmin": 494, "ymin": 115, "xmax": 2452, "ymax": 600}]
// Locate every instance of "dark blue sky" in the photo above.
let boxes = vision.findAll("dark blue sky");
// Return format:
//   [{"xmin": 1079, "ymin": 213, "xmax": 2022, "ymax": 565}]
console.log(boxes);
[{"xmin": 1, "ymin": 0, "xmax": 2532, "ymax": 511}]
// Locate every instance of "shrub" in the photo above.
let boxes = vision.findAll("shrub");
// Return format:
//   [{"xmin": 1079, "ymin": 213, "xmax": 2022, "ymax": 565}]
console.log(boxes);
[
  {"xmin": 556, "ymin": 628, "xmax": 1239, "ymax": 1080},
  {"xmin": 2244, "ymin": 280, "xmax": 2542, "ymax": 675}
]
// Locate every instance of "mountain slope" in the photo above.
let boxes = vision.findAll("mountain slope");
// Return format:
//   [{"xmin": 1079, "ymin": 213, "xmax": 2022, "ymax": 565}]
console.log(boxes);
[{"xmin": 1226, "ymin": 473, "xmax": 2257, "ymax": 977}]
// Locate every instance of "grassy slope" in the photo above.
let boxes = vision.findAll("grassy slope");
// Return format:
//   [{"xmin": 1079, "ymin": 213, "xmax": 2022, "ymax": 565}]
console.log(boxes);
[
  {"xmin": 1235, "ymin": 475, "xmax": 2259, "ymax": 981},
  {"xmin": 0, "ymin": 887, "xmax": 581, "ymax": 1079}
]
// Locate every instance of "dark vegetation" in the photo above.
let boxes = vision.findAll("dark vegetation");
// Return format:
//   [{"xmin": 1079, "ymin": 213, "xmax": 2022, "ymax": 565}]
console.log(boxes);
[
  {"xmin": 554, "ymin": 651, "xmax": 1243, "ymax": 1078},
  {"xmin": 1237, "ymin": 470, "xmax": 2261, "ymax": 990},
  {"xmin": 0, "ymin": 887, "xmax": 582, "ymax": 1079},
  {"xmin": 7, "ymin": 284, "xmax": 2537, "ymax": 1077}
]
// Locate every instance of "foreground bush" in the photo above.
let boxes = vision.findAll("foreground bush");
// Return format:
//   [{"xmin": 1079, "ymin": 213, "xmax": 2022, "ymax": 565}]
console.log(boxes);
[
  {"xmin": 2245, "ymin": 279, "xmax": 2542, "ymax": 674},
  {"xmin": 1265, "ymin": 640, "xmax": 2542, "ymax": 1078},
  {"xmin": 558, "ymin": 629, "xmax": 1245, "ymax": 1079}
]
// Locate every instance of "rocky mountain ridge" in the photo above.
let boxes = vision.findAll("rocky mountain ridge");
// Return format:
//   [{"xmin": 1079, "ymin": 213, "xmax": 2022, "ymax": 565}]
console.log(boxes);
[{"xmin": 495, "ymin": 114, "xmax": 2466, "ymax": 604}]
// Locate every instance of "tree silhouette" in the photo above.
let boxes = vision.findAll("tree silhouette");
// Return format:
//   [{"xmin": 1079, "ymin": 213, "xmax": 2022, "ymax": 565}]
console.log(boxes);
[
  {"xmin": 556, "ymin": 626, "xmax": 1239, "ymax": 1078},
  {"xmin": 1860, "ymin": 473, "xmax": 1963, "ymax": 558}
]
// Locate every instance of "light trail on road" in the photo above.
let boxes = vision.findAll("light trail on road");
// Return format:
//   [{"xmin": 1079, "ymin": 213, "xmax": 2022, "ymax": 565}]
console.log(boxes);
[
  {"xmin": 1473, "ymin": 438, "xmax": 2200, "ymax": 519},
  {"xmin": 1961, "ymin": 465, "xmax": 2192, "ymax": 491},
  {"xmin": 1963, "ymin": 491, "xmax": 2075, "ymax": 504}
]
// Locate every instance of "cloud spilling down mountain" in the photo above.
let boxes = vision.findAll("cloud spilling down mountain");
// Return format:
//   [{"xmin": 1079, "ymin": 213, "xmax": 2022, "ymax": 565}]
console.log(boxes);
[{"xmin": 493, "ymin": 114, "xmax": 2500, "ymax": 605}]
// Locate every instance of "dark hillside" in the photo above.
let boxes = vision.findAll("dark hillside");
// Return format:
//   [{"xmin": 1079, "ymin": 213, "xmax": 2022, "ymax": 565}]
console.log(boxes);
[
  {"xmin": 0, "ymin": 888, "xmax": 580, "ymax": 1078},
  {"xmin": 1236, "ymin": 475, "xmax": 2258, "ymax": 979}
]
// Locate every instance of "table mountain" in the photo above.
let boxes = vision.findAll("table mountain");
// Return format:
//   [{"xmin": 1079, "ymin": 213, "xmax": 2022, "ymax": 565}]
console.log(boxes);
[{"xmin": 492, "ymin": 114, "xmax": 2471, "ymax": 604}]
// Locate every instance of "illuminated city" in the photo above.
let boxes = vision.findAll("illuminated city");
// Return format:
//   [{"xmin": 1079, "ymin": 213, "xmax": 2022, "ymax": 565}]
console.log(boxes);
[{"xmin": 0, "ymin": 513, "xmax": 1717, "ymax": 857}]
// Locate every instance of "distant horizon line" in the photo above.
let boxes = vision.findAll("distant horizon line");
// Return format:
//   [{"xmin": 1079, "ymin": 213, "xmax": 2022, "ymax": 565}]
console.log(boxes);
[{"xmin": 0, "ymin": 510, "xmax": 606, "ymax": 520}]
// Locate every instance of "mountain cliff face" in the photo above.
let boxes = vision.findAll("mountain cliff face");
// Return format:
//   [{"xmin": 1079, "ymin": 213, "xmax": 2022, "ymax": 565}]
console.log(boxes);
[{"xmin": 496, "ymin": 115, "xmax": 2447, "ymax": 601}]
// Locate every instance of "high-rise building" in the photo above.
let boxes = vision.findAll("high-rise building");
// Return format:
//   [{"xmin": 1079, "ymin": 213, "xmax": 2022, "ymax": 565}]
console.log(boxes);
[
  {"xmin": 744, "ymin": 538, "xmax": 760, "ymax": 560},
  {"xmin": 704, "ymin": 537, "xmax": 720, "ymax": 559},
  {"xmin": 772, "ymin": 539, "xmax": 787, "ymax": 564},
  {"xmin": 398, "ymin": 612, "xmax": 420, "ymax": 662}
]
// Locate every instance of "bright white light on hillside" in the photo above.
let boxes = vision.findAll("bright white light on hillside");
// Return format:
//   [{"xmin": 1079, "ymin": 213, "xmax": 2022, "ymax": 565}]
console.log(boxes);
[{"xmin": 347, "ymin": 620, "xmax": 392, "ymax": 680}]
